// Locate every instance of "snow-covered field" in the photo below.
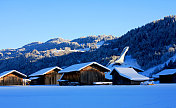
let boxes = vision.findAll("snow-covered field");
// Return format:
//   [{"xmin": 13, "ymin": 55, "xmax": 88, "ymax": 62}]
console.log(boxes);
[{"xmin": 0, "ymin": 84, "xmax": 176, "ymax": 108}]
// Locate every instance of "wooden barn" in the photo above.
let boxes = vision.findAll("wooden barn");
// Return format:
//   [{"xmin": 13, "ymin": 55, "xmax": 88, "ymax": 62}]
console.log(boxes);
[
  {"xmin": 105, "ymin": 66, "xmax": 144, "ymax": 81},
  {"xmin": 58, "ymin": 62, "xmax": 111, "ymax": 85},
  {"xmin": 110, "ymin": 67, "xmax": 149, "ymax": 85},
  {"xmin": 29, "ymin": 66, "xmax": 62, "ymax": 85},
  {"xmin": 156, "ymin": 69, "xmax": 176, "ymax": 83},
  {"xmin": 0, "ymin": 70, "xmax": 27, "ymax": 86}
]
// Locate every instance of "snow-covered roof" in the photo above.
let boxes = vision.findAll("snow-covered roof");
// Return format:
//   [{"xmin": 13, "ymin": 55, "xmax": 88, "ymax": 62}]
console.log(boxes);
[
  {"xmin": 106, "ymin": 66, "xmax": 144, "ymax": 80},
  {"xmin": 29, "ymin": 66, "xmax": 62, "ymax": 77},
  {"xmin": 156, "ymin": 69, "xmax": 176, "ymax": 76},
  {"xmin": 113, "ymin": 65, "xmax": 144, "ymax": 72},
  {"xmin": 58, "ymin": 62, "xmax": 110, "ymax": 73},
  {"xmin": 129, "ymin": 66, "xmax": 144, "ymax": 72},
  {"xmin": 111, "ymin": 67, "xmax": 149, "ymax": 81},
  {"xmin": 29, "ymin": 77, "xmax": 40, "ymax": 80},
  {"xmin": 0, "ymin": 70, "xmax": 27, "ymax": 78}
]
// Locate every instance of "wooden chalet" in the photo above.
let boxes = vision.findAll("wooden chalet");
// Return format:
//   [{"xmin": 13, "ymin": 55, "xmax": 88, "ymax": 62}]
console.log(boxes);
[
  {"xmin": 156, "ymin": 69, "xmax": 176, "ymax": 83},
  {"xmin": 110, "ymin": 67, "xmax": 149, "ymax": 85},
  {"xmin": 0, "ymin": 70, "xmax": 27, "ymax": 86},
  {"xmin": 58, "ymin": 62, "xmax": 111, "ymax": 85},
  {"xmin": 29, "ymin": 66, "xmax": 62, "ymax": 85}
]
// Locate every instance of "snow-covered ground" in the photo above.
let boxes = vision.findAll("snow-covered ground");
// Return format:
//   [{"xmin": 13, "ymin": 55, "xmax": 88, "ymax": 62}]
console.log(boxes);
[{"xmin": 0, "ymin": 84, "xmax": 176, "ymax": 108}]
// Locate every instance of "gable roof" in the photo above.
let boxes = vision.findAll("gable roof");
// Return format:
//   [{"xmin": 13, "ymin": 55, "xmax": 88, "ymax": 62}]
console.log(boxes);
[
  {"xmin": 58, "ymin": 62, "xmax": 110, "ymax": 73},
  {"xmin": 29, "ymin": 66, "xmax": 62, "ymax": 77},
  {"xmin": 111, "ymin": 67, "xmax": 149, "ymax": 81},
  {"xmin": 156, "ymin": 69, "xmax": 176, "ymax": 76},
  {"xmin": 129, "ymin": 66, "xmax": 144, "ymax": 72},
  {"xmin": 0, "ymin": 70, "xmax": 27, "ymax": 78}
]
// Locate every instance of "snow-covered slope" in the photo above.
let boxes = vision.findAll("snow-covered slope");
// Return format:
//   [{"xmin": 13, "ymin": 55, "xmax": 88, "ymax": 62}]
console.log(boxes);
[
  {"xmin": 141, "ymin": 54, "xmax": 176, "ymax": 77},
  {"xmin": 108, "ymin": 56, "xmax": 141, "ymax": 70},
  {"xmin": 106, "ymin": 56, "xmax": 142, "ymax": 79}
]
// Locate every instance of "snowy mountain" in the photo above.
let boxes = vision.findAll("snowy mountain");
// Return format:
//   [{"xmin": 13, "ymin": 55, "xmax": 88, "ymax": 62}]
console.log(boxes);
[
  {"xmin": 107, "ymin": 15, "xmax": 176, "ymax": 70},
  {"xmin": 0, "ymin": 15, "xmax": 176, "ymax": 76},
  {"xmin": 0, "ymin": 35, "xmax": 116, "ymax": 75}
]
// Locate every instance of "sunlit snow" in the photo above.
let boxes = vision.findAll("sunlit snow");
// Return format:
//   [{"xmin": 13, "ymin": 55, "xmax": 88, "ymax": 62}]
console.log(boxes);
[{"xmin": 0, "ymin": 84, "xmax": 175, "ymax": 108}]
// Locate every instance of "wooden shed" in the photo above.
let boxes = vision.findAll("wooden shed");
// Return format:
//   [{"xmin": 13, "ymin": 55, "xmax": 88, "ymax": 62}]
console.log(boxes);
[
  {"xmin": 0, "ymin": 70, "xmax": 27, "ymax": 86},
  {"xmin": 58, "ymin": 62, "xmax": 111, "ymax": 85},
  {"xmin": 29, "ymin": 66, "xmax": 62, "ymax": 85},
  {"xmin": 156, "ymin": 69, "xmax": 176, "ymax": 83},
  {"xmin": 110, "ymin": 67, "xmax": 149, "ymax": 85}
]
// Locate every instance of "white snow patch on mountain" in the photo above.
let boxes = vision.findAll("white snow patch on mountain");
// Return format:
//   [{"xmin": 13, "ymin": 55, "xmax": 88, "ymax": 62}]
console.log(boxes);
[
  {"xmin": 77, "ymin": 48, "xmax": 90, "ymax": 52},
  {"xmin": 76, "ymin": 41, "xmax": 105, "ymax": 52},
  {"xmin": 96, "ymin": 41, "xmax": 104, "ymax": 48}
]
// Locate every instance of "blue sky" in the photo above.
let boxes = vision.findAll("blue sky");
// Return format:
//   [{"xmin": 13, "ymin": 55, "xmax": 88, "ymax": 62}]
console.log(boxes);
[{"xmin": 0, "ymin": 0, "xmax": 176, "ymax": 49}]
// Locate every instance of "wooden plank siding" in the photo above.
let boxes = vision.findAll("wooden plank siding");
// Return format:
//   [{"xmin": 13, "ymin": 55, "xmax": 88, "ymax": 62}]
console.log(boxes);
[
  {"xmin": 62, "ymin": 72, "xmax": 80, "ymax": 82},
  {"xmin": 30, "ymin": 69, "xmax": 62, "ymax": 85},
  {"xmin": 44, "ymin": 70, "xmax": 62, "ymax": 85},
  {"xmin": 80, "ymin": 65, "xmax": 105, "ymax": 84},
  {"xmin": 62, "ymin": 64, "xmax": 106, "ymax": 85},
  {"xmin": 159, "ymin": 74, "xmax": 176, "ymax": 83},
  {"xmin": 0, "ymin": 73, "xmax": 24, "ymax": 86}
]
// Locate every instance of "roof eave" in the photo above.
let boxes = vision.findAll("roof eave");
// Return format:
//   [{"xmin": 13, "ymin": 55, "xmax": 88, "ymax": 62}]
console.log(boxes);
[
  {"xmin": 29, "ymin": 66, "xmax": 62, "ymax": 77},
  {"xmin": 0, "ymin": 70, "xmax": 27, "ymax": 78},
  {"xmin": 78, "ymin": 62, "xmax": 111, "ymax": 72}
]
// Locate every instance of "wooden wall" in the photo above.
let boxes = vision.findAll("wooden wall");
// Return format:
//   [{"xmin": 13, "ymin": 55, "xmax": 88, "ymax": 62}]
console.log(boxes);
[
  {"xmin": 62, "ymin": 64, "xmax": 106, "ymax": 85},
  {"xmin": 159, "ymin": 74, "xmax": 176, "ymax": 83},
  {"xmin": 80, "ymin": 65, "xmax": 105, "ymax": 84},
  {"xmin": 30, "ymin": 76, "xmax": 45, "ymax": 85},
  {"xmin": 62, "ymin": 72, "xmax": 80, "ymax": 82},
  {"xmin": 44, "ymin": 69, "xmax": 62, "ymax": 85},
  {"xmin": 112, "ymin": 70, "xmax": 131, "ymax": 85},
  {"xmin": 0, "ymin": 73, "xmax": 24, "ymax": 86}
]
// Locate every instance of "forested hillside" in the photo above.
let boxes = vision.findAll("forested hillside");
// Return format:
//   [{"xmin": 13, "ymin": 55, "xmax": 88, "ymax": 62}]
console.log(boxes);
[
  {"xmin": 0, "ymin": 15, "xmax": 175, "ymax": 75},
  {"xmin": 108, "ymin": 15, "xmax": 176, "ymax": 69}
]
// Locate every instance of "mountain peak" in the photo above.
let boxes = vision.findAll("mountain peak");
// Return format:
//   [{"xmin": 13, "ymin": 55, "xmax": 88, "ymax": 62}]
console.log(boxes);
[{"xmin": 46, "ymin": 37, "xmax": 70, "ymax": 43}]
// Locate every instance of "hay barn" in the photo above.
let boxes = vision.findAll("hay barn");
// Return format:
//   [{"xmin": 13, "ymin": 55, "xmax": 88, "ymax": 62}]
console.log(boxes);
[
  {"xmin": 0, "ymin": 70, "xmax": 27, "ymax": 86},
  {"xmin": 110, "ymin": 67, "xmax": 149, "ymax": 85},
  {"xmin": 29, "ymin": 66, "xmax": 62, "ymax": 85},
  {"xmin": 58, "ymin": 62, "xmax": 110, "ymax": 85}
]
